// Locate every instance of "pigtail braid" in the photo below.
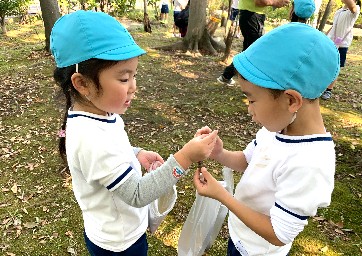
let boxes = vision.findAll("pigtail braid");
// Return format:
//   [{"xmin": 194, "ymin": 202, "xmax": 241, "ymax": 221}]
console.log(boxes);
[{"xmin": 54, "ymin": 66, "xmax": 76, "ymax": 164}]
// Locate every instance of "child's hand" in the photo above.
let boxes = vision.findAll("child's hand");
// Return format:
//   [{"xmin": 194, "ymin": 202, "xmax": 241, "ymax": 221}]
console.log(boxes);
[
  {"xmin": 194, "ymin": 126, "xmax": 213, "ymax": 137},
  {"xmin": 209, "ymin": 136, "xmax": 223, "ymax": 161},
  {"xmin": 148, "ymin": 160, "xmax": 163, "ymax": 172},
  {"xmin": 193, "ymin": 167, "xmax": 226, "ymax": 201},
  {"xmin": 195, "ymin": 126, "xmax": 224, "ymax": 161},
  {"xmin": 181, "ymin": 130, "xmax": 218, "ymax": 163},
  {"xmin": 137, "ymin": 150, "xmax": 164, "ymax": 171}
]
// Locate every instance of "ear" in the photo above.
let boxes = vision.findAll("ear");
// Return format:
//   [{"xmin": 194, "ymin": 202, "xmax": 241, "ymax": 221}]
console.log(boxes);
[
  {"xmin": 71, "ymin": 73, "xmax": 90, "ymax": 97},
  {"xmin": 284, "ymin": 89, "xmax": 303, "ymax": 113}
]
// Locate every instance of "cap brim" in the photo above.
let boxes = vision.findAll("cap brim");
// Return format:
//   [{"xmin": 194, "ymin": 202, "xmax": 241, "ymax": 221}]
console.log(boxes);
[
  {"xmin": 96, "ymin": 44, "xmax": 146, "ymax": 61},
  {"xmin": 233, "ymin": 52, "xmax": 284, "ymax": 90}
]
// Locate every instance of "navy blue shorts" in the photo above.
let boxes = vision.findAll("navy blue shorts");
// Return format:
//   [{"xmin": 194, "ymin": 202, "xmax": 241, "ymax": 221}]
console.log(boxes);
[
  {"xmin": 161, "ymin": 4, "xmax": 169, "ymax": 14},
  {"xmin": 338, "ymin": 47, "xmax": 348, "ymax": 67},
  {"xmin": 230, "ymin": 8, "xmax": 239, "ymax": 21},
  {"xmin": 227, "ymin": 238, "xmax": 241, "ymax": 256},
  {"xmin": 84, "ymin": 232, "xmax": 148, "ymax": 256},
  {"xmin": 173, "ymin": 10, "xmax": 181, "ymax": 23}
]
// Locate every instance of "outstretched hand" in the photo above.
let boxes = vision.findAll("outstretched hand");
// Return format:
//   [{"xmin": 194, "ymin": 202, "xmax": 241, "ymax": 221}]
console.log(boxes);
[
  {"xmin": 193, "ymin": 167, "xmax": 227, "ymax": 201},
  {"xmin": 137, "ymin": 150, "xmax": 164, "ymax": 171},
  {"xmin": 181, "ymin": 130, "xmax": 218, "ymax": 164},
  {"xmin": 194, "ymin": 126, "xmax": 223, "ymax": 161},
  {"xmin": 273, "ymin": 0, "xmax": 290, "ymax": 8}
]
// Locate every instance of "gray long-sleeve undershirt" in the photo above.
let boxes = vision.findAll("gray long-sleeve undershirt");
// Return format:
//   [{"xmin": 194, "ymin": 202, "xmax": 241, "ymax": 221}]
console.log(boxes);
[{"xmin": 114, "ymin": 155, "xmax": 187, "ymax": 208}]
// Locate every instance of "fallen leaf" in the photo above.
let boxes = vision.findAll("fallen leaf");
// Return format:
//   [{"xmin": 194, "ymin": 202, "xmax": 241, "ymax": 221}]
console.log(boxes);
[
  {"xmin": 23, "ymin": 222, "xmax": 37, "ymax": 229},
  {"xmin": 320, "ymin": 245, "xmax": 328, "ymax": 252},
  {"xmin": 65, "ymin": 230, "xmax": 74, "ymax": 238},
  {"xmin": 10, "ymin": 183, "xmax": 17, "ymax": 194},
  {"xmin": 335, "ymin": 229, "xmax": 344, "ymax": 235}
]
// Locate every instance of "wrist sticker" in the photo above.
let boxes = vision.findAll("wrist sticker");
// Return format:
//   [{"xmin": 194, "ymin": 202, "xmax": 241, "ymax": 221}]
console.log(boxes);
[{"xmin": 172, "ymin": 166, "xmax": 184, "ymax": 179}]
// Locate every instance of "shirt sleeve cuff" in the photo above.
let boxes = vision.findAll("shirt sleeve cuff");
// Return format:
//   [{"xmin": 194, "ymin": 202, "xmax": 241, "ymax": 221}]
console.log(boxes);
[{"xmin": 133, "ymin": 147, "xmax": 143, "ymax": 156}]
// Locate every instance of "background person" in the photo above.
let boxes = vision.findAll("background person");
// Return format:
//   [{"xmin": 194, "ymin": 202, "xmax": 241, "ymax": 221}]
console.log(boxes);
[
  {"xmin": 217, "ymin": 0, "xmax": 290, "ymax": 86},
  {"xmin": 321, "ymin": 0, "xmax": 360, "ymax": 100},
  {"xmin": 160, "ymin": 0, "xmax": 170, "ymax": 24},
  {"xmin": 228, "ymin": 0, "xmax": 241, "ymax": 38},
  {"xmin": 290, "ymin": 0, "xmax": 316, "ymax": 23},
  {"xmin": 173, "ymin": 0, "xmax": 188, "ymax": 37}
]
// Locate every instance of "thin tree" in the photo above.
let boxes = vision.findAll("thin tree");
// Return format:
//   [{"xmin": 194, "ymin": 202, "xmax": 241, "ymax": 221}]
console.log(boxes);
[
  {"xmin": 155, "ymin": 0, "xmax": 225, "ymax": 56},
  {"xmin": 143, "ymin": 0, "xmax": 152, "ymax": 33},
  {"xmin": 39, "ymin": 0, "xmax": 60, "ymax": 52},
  {"xmin": 318, "ymin": 0, "xmax": 333, "ymax": 31}
]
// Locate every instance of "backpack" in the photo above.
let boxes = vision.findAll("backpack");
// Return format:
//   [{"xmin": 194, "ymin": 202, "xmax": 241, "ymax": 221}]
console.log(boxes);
[{"xmin": 175, "ymin": 6, "xmax": 189, "ymax": 28}]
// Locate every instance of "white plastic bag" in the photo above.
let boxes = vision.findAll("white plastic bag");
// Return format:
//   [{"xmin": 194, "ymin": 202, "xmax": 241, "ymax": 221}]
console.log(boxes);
[
  {"xmin": 178, "ymin": 167, "xmax": 234, "ymax": 256},
  {"xmin": 148, "ymin": 161, "xmax": 177, "ymax": 234}
]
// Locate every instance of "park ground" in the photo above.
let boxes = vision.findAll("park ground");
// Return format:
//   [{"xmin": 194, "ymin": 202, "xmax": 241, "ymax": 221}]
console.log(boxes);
[{"xmin": 0, "ymin": 17, "xmax": 361, "ymax": 256}]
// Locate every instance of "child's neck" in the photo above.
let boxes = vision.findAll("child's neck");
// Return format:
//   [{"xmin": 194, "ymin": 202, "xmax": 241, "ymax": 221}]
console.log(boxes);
[
  {"xmin": 72, "ymin": 102, "xmax": 107, "ymax": 116},
  {"xmin": 281, "ymin": 101, "xmax": 326, "ymax": 136}
]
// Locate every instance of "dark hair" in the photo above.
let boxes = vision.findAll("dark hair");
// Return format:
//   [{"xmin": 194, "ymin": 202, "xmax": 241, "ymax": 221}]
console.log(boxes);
[
  {"xmin": 54, "ymin": 59, "xmax": 119, "ymax": 163},
  {"xmin": 291, "ymin": 12, "xmax": 307, "ymax": 23},
  {"xmin": 357, "ymin": 0, "xmax": 361, "ymax": 6},
  {"xmin": 235, "ymin": 71, "xmax": 284, "ymax": 99}
]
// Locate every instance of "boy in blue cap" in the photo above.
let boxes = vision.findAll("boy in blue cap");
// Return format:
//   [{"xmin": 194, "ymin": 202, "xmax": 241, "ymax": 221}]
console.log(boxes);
[
  {"xmin": 194, "ymin": 23, "xmax": 339, "ymax": 255},
  {"xmin": 290, "ymin": 0, "xmax": 316, "ymax": 22},
  {"xmin": 50, "ymin": 10, "xmax": 218, "ymax": 255}
]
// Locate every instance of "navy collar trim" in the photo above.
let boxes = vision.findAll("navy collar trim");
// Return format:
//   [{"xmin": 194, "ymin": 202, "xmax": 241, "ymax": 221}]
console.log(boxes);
[
  {"xmin": 68, "ymin": 113, "xmax": 117, "ymax": 123},
  {"xmin": 275, "ymin": 135, "xmax": 332, "ymax": 143}
]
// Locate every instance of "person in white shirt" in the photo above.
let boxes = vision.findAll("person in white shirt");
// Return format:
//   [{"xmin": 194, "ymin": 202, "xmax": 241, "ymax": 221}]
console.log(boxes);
[
  {"xmin": 194, "ymin": 23, "xmax": 339, "ymax": 255},
  {"xmin": 229, "ymin": 0, "xmax": 241, "ymax": 37},
  {"xmin": 50, "ymin": 10, "xmax": 218, "ymax": 256},
  {"xmin": 173, "ymin": 0, "xmax": 188, "ymax": 36},
  {"xmin": 321, "ymin": 0, "xmax": 360, "ymax": 100},
  {"xmin": 160, "ymin": 0, "xmax": 170, "ymax": 24}
]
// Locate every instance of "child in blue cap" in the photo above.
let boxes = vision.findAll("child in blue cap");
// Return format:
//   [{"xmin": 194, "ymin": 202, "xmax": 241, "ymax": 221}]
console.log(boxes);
[
  {"xmin": 290, "ymin": 0, "xmax": 316, "ymax": 23},
  {"xmin": 193, "ymin": 23, "xmax": 339, "ymax": 255},
  {"xmin": 50, "ymin": 10, "xmax": 217, "ymax": 255}
]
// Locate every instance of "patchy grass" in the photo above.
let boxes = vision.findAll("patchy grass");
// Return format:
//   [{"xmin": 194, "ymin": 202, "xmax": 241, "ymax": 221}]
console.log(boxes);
[{"xmin": 0, "ymin": 19, "xmax": 361, "ymax": 256}]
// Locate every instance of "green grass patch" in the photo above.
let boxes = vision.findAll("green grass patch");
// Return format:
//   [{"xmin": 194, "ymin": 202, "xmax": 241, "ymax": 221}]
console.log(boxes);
[{"xmin": 0, "ymin": 19, "xmax": 361, "ymax": 255}]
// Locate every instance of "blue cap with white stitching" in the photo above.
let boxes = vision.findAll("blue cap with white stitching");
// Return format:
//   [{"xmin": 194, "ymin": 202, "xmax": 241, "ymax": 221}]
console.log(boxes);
[
  {"xmin": 233, "ymin": 23, "xmax": 340, "ymax": 99},
  {"xmin": 50, "ymin": 10, "xmax": 146, "ymax": 68}
]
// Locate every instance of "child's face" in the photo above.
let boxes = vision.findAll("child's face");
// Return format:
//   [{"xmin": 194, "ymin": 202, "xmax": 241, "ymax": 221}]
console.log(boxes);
[
  {"xmin": 239, "ymin": 78, "xmax": 292, "ymax": 132},
  {"xmin": 87, "ymin": 57, "xmax": 138, "ymax": 115}
]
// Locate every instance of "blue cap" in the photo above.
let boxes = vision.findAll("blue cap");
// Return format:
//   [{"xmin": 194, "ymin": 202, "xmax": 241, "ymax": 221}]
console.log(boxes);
[
  {"xmin": 233, "ymin": 23, "xmax": 340, "ymax": 99},
  {"xmin": 294, "ymin": 0, "xmax": 315, "ymax": 19},
  {"xmin": 50, "ymin": 10, "xmax": 146, "ymax": 68}
]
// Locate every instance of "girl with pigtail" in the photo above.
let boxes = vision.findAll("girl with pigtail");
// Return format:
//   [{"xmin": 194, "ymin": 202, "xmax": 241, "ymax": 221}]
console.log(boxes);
[{"xmin": 51, "ymin": 10, "xmax": 217, "ymax": 256}]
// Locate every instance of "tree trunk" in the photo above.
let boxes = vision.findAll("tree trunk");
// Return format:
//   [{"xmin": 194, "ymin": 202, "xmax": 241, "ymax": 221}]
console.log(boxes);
[
  {"xmin": 225, "ymin": 0, "xmax": 232, "ymax": 34},
  {"xmin": 143, "ymin": 0, "xmax": 152, "ymax": 33},
  {"xmin": 155, "ymin": 0, "xmax": 224, "ymax": 56},
  {"xmin": 318, "ymin": 0, "xmax": 332, "ymax": 32},
  {"xmin": 39, "ymin": 0, "xmax": 60, "ymax": 52},
  {"xmin": 1, "ymin": 16, "xmax": 7, "ymax": 35},
  {"xmin": 222, "ymin": 22, "xmax": 237, "ymax": 62}
]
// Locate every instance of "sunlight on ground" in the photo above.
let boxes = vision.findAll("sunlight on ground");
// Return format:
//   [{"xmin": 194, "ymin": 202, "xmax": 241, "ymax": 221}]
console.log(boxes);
[
  {"xmin": 178, "ymin": 71, "xmax": 198, "ymax": 79},
  {"xmin": 321, "ymin": 106, "xmax": 362, "ymax": 126},
  {"xmin": 146, "ymin": 49, "xmax": 161, "ymax": 57},
  {"xmin": 347, "ymin": 53, "xmax": 362, "ymax": 62},
  {"xmin": 294, "ymin": 237, "xmax": 342, "ymax": 256},
  {"xmin": 6, "ymin": 20, "xmax": 45, "ymax": 43},
  {"xmin": 167, "ymin": 60, "xmax": 199, "ymax": 78},
  {"xmin": 154, "ymin": 222, "xmax": 182, "ymax": 248}
]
